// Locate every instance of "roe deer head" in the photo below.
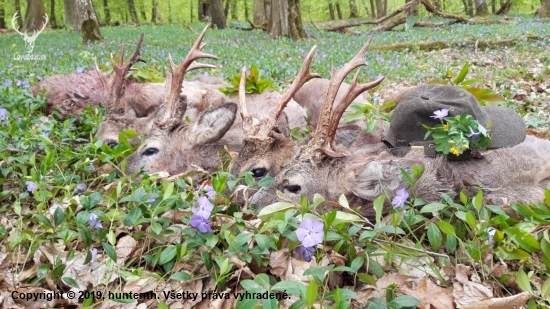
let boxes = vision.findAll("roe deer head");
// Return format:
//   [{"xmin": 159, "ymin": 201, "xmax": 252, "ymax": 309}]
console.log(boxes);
[
  {"xmin": 230, "ymin": 40, "xmax": 386, "ymax": 183},
  {"xmin": 94, "ymin": 26, "xmax": 219, "ymax": 147}
]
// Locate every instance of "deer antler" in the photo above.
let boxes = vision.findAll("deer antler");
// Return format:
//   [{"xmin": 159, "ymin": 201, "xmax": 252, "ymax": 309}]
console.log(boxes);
[
  {"xmin": 307, "ymin": 36, "xmax": 384, "ymax": 159},
  {"xmin": 243, "ymin": 46, "xmax": 321, "ymax": 139},
  {"xmin": 238, "ymin": 67, "xmax": 254, "ymax": 135},
  {"xmin": 95, "ymin": 32, "xmax": 146, "ymax": 115},
  {"xmin": 155, "ymin": 24, "xmax": 218, "ymax": 130}
]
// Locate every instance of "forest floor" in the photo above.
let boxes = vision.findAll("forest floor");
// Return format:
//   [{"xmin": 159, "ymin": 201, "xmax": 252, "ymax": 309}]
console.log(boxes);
[{"xmin": 0, "ymin": 16, "xmax": 549, "ymax": 308}]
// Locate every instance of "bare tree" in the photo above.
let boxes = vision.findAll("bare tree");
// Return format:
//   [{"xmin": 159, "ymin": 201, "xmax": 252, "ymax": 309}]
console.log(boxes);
[
  {"xmin": 15, "ymin": 0, "xmax": 23, "ymax": 26},
  {"xmin": 375, "ymin": 0, "xmax": 383, "ymax": 17},
  {"xmin": 139, "ymin": 0, "xmax": 147, "ymax": 21},
  {"xmin": 328, "ymin": 2, "xmax": 335, "ymax": 20},
  {"xmin": 103, "ymin": 0, "xmax": 111, "ymax": 24},
  {"xmin": 406, "ymin": 0, "xmax": 418, "ymax": 15},
  {"xmin": 211, "ymin": 0, "xmax": 226, "ymax": 28},
  {"xmin": 0, "ymin": 2, "xmax": 5, "ymax": 28},
  {"xmin": 49, "ymin": 0, "xmax": 57, "ymax": 28},
  {"xmin": 475, "ymin": 0, "xmax": 489, "ymax": 15},
  {"xmin": 269, "ymin": 0, "xmax": 305, "ymax": 39},
  {"xmin": 151, "ymin": 0, "xmax": 161, "ymax": 23},
  {"xmin": 231, "ymin": 0, "xmax": 238, "ymax": 19},
  {"xmin": 25, "ymin": 0, "xmax": 47, "ymax": 31},
  {"xmin": 127, "ymin": 0, "xmax": 139, "ymax": 23},
  {"xmin": 198, "ymin": 0, "xmax": 210, "ymax": 21},
  {"xmin": 64, "ymin": 0, "xmax": 100, "ymax": 31},
  {"xmin": 535, "ymin": 0, "xmax": 550, "ymax": 16},
  {"xmin": 349, "ymin": 0, "xmax": 358, "ymax": 17},
  {"xmin": 335, "ymin": 2, "xmax": 343, "ymax": 19},
  {"xmin": 253, "ymin": 0, "xmax": 270, "ymax": 26}
]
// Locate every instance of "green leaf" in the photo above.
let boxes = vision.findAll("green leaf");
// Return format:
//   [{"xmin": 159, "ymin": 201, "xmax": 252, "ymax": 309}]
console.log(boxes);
[
  {"xmin": 438, "ymin": 220, "xmax": 456, "ymax": 236},
  {"xmin": 163, "ymin": 182, "xmax": 174, "ymax": 200},
  {"xmin": 325, "ymin": 288, "xmax": 359, "ymax": 301},
  {"xmin": 272, "ymin": 280, "xmax": 307, "ymax": 297},
  {"xmin": 159, "ymin": 245, "xmax": 177, "ymax": 265},
  {"xmin": 452, "ymin": 63, "xmax": 469, "ymax": 85},
  {"xmin": 258, "ymin": 202, "xmax": 295, "ymax": 221},
  {"xmin": 350, "ymin": 256, "xmax": 365, "ymax": 272},
  {"xmin": 53, "ymin": 206, "xmax": 65, "ymax": 227},
  {"xmin": 427, "ymin": 223, "xmax": 442, "ymax": 252},
  {"xmin": 305, "ymin": 279, "xmax": 318, "ymax": 307},
  {"xmin": 258, "ymin": 176, "xmax": 275, "ymax": 187},
  {"xmin": 170, "ymin": 271, "xmax": 192, "ymax": 282},
  {"xmin": 157, "ymin": 302, "xmax": 169, "ymax": 309},
  {"xmin": 504, "ymin": 227, "xmax": 540, "ymax": 253},
  {"xmin": 254, "ymin": 273, "xmax": 271, "ymax": 289},
  {"xmin": 376, "ymin": 225, "xmax": 405, "ymax": 235},
  {"xmin": 473, "ymin": 190, "xmax": 483, "ymax": 211},
  {"xmin": 516, "ymin": 269, "xmax": 533, "ymax": 293},
  {"xmin": 388, "ymin": 295, "xmax": 421, "ymax": 307},
  {"xmin": 241, "ymin": 279, "xmax": 265, "ymax": 294},
  {"xmin": 124, "ymin": 206, "xmax": 143, "ymax": 226},
  {"xmin": 420, "ymin": 202, "xmax": 447, "ymax": 213},
  {"xmin": 373, "ymin": 194, "xmax": 386, "ymax": 225},
  {"xmin": 541, "ymin": 277, "xmax": 550, "ymax": 298},
  {"xmin": 62, "ymin": 277, "xmax": 79, "ymax": 289},
  {"xmin": 333, "ymin": 211, "xmax": 363, "ymax": 225},
  {"xmin": 358, "ymin": 273, "xmax": 377, "ymax": 286},
  {"xmin": 236, "ymin": 296, "xmax": 259, "ymax": 309},
  {"xmin": 102, "ymin": 242, "xmax": 117, "ymax": 262}
]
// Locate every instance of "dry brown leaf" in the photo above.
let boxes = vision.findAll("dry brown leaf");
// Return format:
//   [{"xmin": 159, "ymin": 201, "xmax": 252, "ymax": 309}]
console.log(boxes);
[
  {"xmin": 329, "ymin": 251, "xmax": 346, "ymax": 266},
  {"xmin": 116, "ymin": 235, "xmax": 138, "ymax": 260},
  {"xmin": 123, "ymin": 275, "xmax": 159, "ymax": 294},
  {"xmin": 401, "ymin": 276, "xmax": 454, "ymax": 309},
  {"xmin": 368, "ymin": 273, "xmax": 416, "ymax": 299},
  {"xmin": 269, "ymin": 249, "xmax": 289, "ymax": 278},
  {"xmin": 459, "ymin": 291, "xmax": 531, "ymax": 309}
]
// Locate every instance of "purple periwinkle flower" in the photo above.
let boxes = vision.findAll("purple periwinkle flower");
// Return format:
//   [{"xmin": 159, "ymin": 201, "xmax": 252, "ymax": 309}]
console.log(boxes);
[
  {"xmin": 468, "ymin": 130, "xmax": 481, "ymax": 141},
  {"xmin": 148, "ymin": 197, "xmax": 156, "ymax": 204},
  {"xmin": 295, "ymin": 218, "xmax": 324, "ymax": 247},
  {"xmin": 376, "ymin": 54, "xmax": 384, "ymax": 63},
  {"xmin": 430, "ymin": 109, "xmax": 449, "ymax": 121},
  {"xmin": 25, "ymin": 181, "xmax": 38, "ymax": 194},
  {"xmin": 485, "ymin": 72, "xmax": 492, "ymax": 79},
  {"xmin": 392, "ymin": 188, "xmax": 409, "ymax": 208},
  {"xmin": 190, "ymin": 214, "xmax": 212, "ymax": 233},
  {"xmin": 0, "ymin": 108, "xmax": 7, "ymax": 121},
  {"xmin": 74, "ymin": 183, "xmax": 87, "ymax": 195},
  {"xmin": 88, "ymin": 164, "xmax": 95, "ymax": 171},
  {"xmin": 295, "ymin": 245, "xmax": 315, "ymax": 262},
  {"xmin": 21, "ymin": 80, "xmax": 29, "ymax": 89},
  {"xmin": 88, "ymin": 213, "xmax": 102, "ymax": 229},
  {"xmin": 192, "ymin": 196, "xmax": 214, "ymax": 218},
  {"xmin": 204, "ymin": 185, "xmax": 215, "ymax": 198},
  {"xmin": 42, "ymin": 130, "xmax": 50, "ymax": 138},
  {"xmin": 76, "ymin": 66, "xmax": 85, "ymax": 74},
  {"xmin": 15, "ymin": 80, "xmax": 22, "ymax": 87},
  {"xmin": 90, "ymin": 248, "xmax": 97, "ymax": 268},
  {"xmin": 2, "ymin": 80, "xmax": 12, "ymax": 87}
]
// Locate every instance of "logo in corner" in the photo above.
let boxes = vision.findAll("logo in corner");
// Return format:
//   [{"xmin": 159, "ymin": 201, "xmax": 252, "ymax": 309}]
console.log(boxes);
[{"xmin": 12, "ymin": 11, "xmax": 48, "ymax": 54}]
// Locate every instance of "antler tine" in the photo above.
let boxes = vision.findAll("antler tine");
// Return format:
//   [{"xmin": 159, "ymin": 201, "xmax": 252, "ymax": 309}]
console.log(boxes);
[
  {"xmin": 314, "ymin": 36, "xmax": 374, "ymax": 137},
  {"xmin": 270, "ymin": 45, "xmax": 321, "ymax": 122},
  {"xmin": 253, "ymin": 45, "xmax": 320, "ymax": 138},
  {"xmin": 155, "ymin": 25, "xmax": 217, "ymax": 130},
  {"xmin": 186, "ymin": 62, "xmax": 217, "ymax": 72},
  {"xmin": 326, "ymin": 70, "xmax": 385, "ymax": 144},
  {"xmin": 239, "ymin": 67, "xmax": 254, "ymax": 135}
]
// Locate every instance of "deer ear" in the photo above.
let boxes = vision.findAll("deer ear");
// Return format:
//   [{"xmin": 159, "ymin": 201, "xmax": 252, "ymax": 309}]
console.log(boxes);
[
  {"xmin": 334, "ymin": 125, "xmax": 361, "ymax": 148},
  {"xmin": 350, "ymin": 159, "xmax": 409, "ymax": 201},
  {"xmin": 190, "ymin": 102, "xmax": 237, "ymax": 144}
]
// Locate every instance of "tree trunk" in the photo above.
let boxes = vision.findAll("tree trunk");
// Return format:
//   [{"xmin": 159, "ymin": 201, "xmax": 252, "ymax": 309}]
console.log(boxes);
[
  {"xmin": 375, "ymin": 0, "xmax": 383, "ymax": 18},
  {"xmin": 466, "ymin": 0, "xmax": 474, "ymax": 15},
  {"xmin": 335, "ymin": 2, "xmax": 343, "ymax": 19},
  {"xmin": 103, "ymin": 0, "xmax": 111, "ymax": 24},
  {"xmin": 167, "ymin": 0, "xmax": 172, "ymax": 22},
  {"xmin": 126, "ymin": 0, "xmax": 139, "ymax": 23},
  {"xmin": 224, "ymin": 0, "xmax": 230, "ymax": 18},
  {"xmin": 475, "ymin": 0, "xmax": 489, "ymax": 15},
  {"xmin": 328, "ymin": 2, "xmax": 335, "ymax": 20},
  {"xmin": 406, "ymin": 0, "xmax": 418, "ymax": 15},
  {"xmin": 49, "ymin": 0, "xmax": 57, "ymax": 28},
  {"xmin": 369, "ymin": 0, "xmax": 376, "ymax": 17},
  {"xmin": 0, "ymin": 2, "xmax": 6, "ymax": 28},
  {"xmin": 139, "ymin": 0, "xmax": 147, "ymax": 21},
  {"xmin": 253, "ymin": 0, "xmax": 270, "ymax": 26},
  {"xmin": 433, "ymin": 0, "xmax": 441, "ymax": 10},
  {"xmin": 349, "ymin": 0, "xmax": 359, "ymax": 17},
  {"xmin": 210, "ymin": 0, "xmax": 226, "ymax": 28},
  {"xmin": 491, "ymin": 0, "xmax": 496, "ymax": 12},
  {"xmin": 244, "ymin": 0, "xmax": 250, "ymax": 20},
  {"xmin": 534, "ymin": 0, "xmax": 550, "ymax": 16},
  {"xmin": 151, "ymin": 0, "xmax": 157, "ymax": 23},
  {"xmin": 198, "ymin": 0, "xmax": 210, "ymax": 21},
  {"xmin": 382, "ymin": 0, "xmax": 387, "ymax": 15},
  {"xmin": 15, "ymin": 0, "xmax": 23, "ymax": 26},
  {"xmin": 24, "ymin": 0, "xmax": 47, "ymax": 31},
  {"xmin": 64, "ymin": 0, "xmax": 100, "ymax": 31},
  {"xmin": 231, "ymin": 0, "xmax": 238, "ymax": 19},
  {"xmin": 288, "ymin": 0, "xmax": 305, "ymax": 38}
]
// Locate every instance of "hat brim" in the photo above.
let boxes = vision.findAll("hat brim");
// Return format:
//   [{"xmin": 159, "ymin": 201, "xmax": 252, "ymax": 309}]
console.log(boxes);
[
  {"xmin": 383, "ymin": 106, "xmax": 526, "ymax": 149},
  {"xmin": 483, "ymin": 106, "xmax": 526, "ymax": 148}
]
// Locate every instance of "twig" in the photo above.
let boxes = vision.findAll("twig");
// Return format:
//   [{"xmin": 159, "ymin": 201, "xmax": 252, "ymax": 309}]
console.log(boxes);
[{"xmin": 375, "ymin": 238, "xmax": 449, "ymax": 258}]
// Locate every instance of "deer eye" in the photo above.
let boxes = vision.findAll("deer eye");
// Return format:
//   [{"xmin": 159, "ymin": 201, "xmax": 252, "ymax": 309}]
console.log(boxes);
[
  {"xmin": 107, "ymin": 141, "xmax": 118, "ymax": 148},
  {"xmin": 142, "ymin": 147, "xmax": 159, "ymax": 156},
  {"xmin": 284, "ymin": 185, "xmax": 301, "ymax": 194},
  {"xmin": 251, "ymin": 168, "xmax": 267, "ymax": 178}
]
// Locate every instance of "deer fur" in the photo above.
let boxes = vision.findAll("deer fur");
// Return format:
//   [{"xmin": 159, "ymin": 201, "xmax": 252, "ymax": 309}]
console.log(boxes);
[
  {"xmin": 250, "ymin": 136, "xmax": 550, "ymax": 219},
  {"xmin": 125, "ymin": 92, "xmax": 308, "ymax": 175},
  {"xmin": 249, "ymin": 38, "xmax": 550, "ymax": 219}
]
